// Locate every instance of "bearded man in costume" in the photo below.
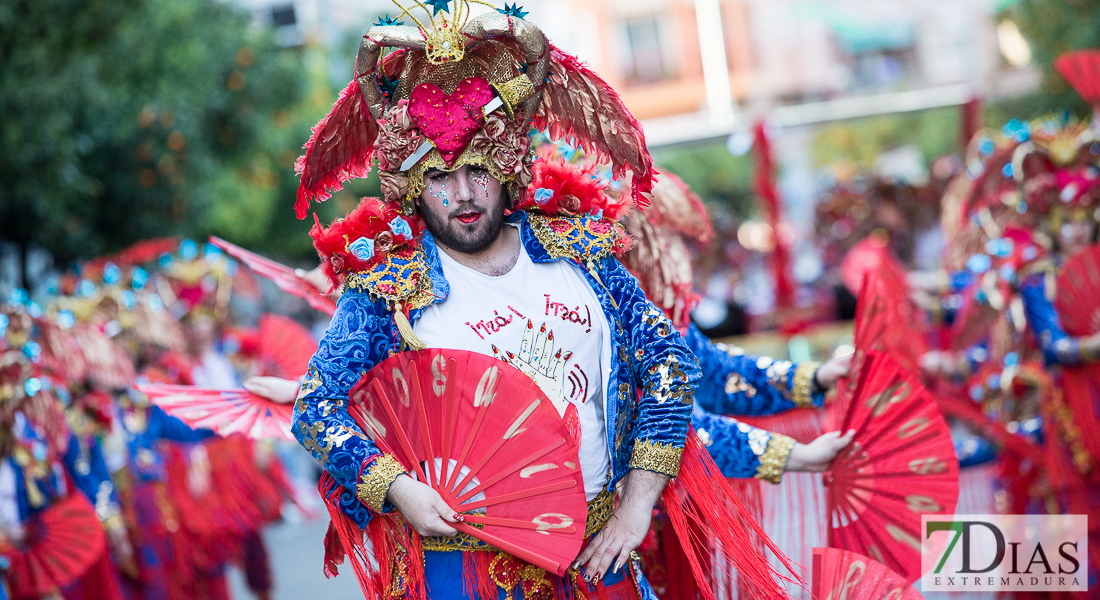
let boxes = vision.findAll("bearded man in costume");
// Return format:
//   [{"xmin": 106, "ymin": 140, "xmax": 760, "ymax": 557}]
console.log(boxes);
[{"xmin": 289, "ymin": 4, "xmax": 806, "ymax": 599}]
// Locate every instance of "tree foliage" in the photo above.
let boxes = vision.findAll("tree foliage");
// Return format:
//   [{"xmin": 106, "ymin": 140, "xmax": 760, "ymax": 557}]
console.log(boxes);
[
  {"xmin": 0, "ymin": 0, "xmax": 308, "ymax": 274},
  {"xmin": 1005, "ymin": 0, "xmax": 1100, "ymax": 117}
]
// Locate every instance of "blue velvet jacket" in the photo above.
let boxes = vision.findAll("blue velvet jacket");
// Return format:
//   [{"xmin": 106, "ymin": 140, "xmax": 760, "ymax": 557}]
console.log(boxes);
[
  {"xmin": 120, "ymin": 401, "xmax": 214, "ymax": 484},
  {"xmin": 293, "ymin": 212, "xmax": 702, "ymax": 527},
  {"xmin": 1018, "ymin": 260, "xmax": 1089, "ymax": 367},
  {"xmin": 684, "ymin": 325, "xmax": 822, "ymax": 483}
]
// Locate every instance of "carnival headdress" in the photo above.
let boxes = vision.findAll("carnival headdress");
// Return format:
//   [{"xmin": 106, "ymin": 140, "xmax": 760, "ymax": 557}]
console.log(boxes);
[{"xmin": 294, "ymin": 0, "xmax": 654, "ymax": 218}]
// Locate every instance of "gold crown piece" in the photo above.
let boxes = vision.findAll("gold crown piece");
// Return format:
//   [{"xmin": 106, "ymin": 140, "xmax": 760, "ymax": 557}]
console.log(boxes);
[{"xmin": 389, "ymin": 0, "xmax": 502, "ymax": 65}]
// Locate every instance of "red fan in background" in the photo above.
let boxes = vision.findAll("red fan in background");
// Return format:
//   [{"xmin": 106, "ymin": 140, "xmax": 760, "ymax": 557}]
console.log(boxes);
[
  {"xmin": 839, "ymin": 237, "xmax": 907, "ymax": 297},
  {"xmin": 826, "ymin": 350, "xmax": 959, "ymax": 583},
  {"xmin": 257, "ymin": 313, "xmax": 318, "ymax": 380},
  {"xmin": 4, "ymin": 494, "xmax": 107, "ymax": 599},
  {"xmin": 210, "ymin": 236, "xmax": 337, "ymax": 316},
  {"xmin": 138, "ymin": 314, "xmax": 316, "ymax": 441},
  {"xmin": 138, "ymin": 385, "xmax": 295, "ymax": 440},
  {"xmin": 839, "ymin": 270, "xmax": 929, "ymax": 404},
  {"xmin": 812, "ymin": 548, "xmax": 922, "ymax": 600},
  {"xmin": 348, "ymin": 349, "xmax": 587, "ymax": 575},
  {"xmin": 1054, "ymin": 50, "xmax": 1100, "ymax": 106},
  {"xmin": 1055, "ymin": 243, "xmax": 1100, "ymax": 464}
]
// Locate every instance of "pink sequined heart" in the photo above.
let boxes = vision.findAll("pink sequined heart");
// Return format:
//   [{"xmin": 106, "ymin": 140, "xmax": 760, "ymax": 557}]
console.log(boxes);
[{"xmin": 408, "ymin": 77, "xmax": 494, "ymax": 166}]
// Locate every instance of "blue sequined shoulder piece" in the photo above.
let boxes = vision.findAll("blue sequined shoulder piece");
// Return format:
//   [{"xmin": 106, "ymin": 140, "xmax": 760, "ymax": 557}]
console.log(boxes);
[{"xmin": 344, "ymin": 246, "xmax": 435, "ymax": 309}]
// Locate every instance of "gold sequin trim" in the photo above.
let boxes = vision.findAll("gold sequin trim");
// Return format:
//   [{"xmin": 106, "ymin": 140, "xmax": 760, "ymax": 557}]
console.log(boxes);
[
  {"xmin": 628, "ymin": 439, "xmax": 683, "ymax": 477},
  {"xmin": 754, "ymin": 433, "xmax": 794, "ymax": 484},
  {"xmin": 344, "ymin": 246, "xmax": 436, "ymax": 310},
  {"xmin": 526, "ymin": 214, "xmax": 625, "ymax": 264},
  {"xmin": 356, "ymin": 454, "xmax": 407, "ymax": 512},
  {"xmin": 792, "ymin": 361, "xmax": 821, "ymax": 408},
  {"xmin": 492, "ymin": 74, "xmax": 536, "ymax": 118},
  {"xmin": 422, "ymin": 491, "xmax": 615, "ymax": 552}
]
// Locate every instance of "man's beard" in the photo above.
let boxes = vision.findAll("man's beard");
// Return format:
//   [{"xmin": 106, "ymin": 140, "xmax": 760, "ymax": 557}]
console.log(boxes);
[{"xmin": 419, "ymin": 198, "xmax": 507, "ymax": 254}]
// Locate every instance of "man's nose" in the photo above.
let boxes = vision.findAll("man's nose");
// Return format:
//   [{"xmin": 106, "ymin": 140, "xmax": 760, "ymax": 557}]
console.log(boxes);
[{"xmin": 453, "ymin": 171, "xmax": 476, "ymax": 203}]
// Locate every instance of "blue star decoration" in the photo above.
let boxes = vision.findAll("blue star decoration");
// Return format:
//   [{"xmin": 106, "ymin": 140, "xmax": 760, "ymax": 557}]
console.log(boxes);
[
  {"xmin": 425, "ymin": 0, "xmax": 451, "ymax": 15},
  {"xmin": 374, "ymin": 14, "xmax": 406, "ymax": 26},
  {"xmin": 499, "ymin": 3, "xmax": 528, "ymax": 18}
]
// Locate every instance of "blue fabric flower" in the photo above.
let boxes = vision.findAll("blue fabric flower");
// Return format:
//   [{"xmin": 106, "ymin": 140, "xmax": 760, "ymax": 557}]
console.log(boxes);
[
  {"xmin": 984, "ymin": 237, "xmax": 1014, "ymax": 258},
  {"xmin": 534, "ymin": 188, "xmax": 554, "ymax": 204},
  {"xmin": 389, "ymin": 217, "xmax": 413, "ymax": 239},
  {"xmin": 348, "ymin": 237, "xmax": 375, "ymax": 261}
]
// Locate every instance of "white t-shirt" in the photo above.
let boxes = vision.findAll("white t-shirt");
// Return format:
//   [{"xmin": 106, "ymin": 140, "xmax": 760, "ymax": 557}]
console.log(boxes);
[{"xmin": 415, "ymin": 239, "xmax": 610, "ymax": 499}]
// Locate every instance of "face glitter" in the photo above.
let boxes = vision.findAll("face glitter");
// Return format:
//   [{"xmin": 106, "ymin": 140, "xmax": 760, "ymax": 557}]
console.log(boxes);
[
  {"xmin": 429, "ymin": 179, "xmax": 449, "ymax": 207},
  {"xmin": 472, "ymin": 169, "xmax": 490, "ymax": 192}
]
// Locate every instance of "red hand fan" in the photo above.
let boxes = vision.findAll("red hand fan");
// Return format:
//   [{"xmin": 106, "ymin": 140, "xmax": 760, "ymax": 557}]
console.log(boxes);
[
  {"xmin": 826, "ymin": 350, "xmax": 959, "ymax": 583},
  {"xmin": 1054, "ymin": 50, "xmax": 1100, "ymax": 104},
  {"xmin": 258, "ymin": 313, "xmax": 318, "ymax": 379},
  {"xmin": 5, "ymin": 494, "xmax": 107, "ymax": 599},
  {"xmin": 137, "ymin": 383, "xmax": 295, "ymax": 440},
  {"xmin": 348, "ymin": 348, "xmax": 587, "ymax": 576},
  {"xmin": 1055, "ymin": 242, "xmax": 1100, "ymax": 337},
  {"xmin": 840, "ymin": 271, "xmax": 929, "ymax": 403},
  {"xmin": 210, "ymin": 236, "xmax": 337, "ymax": 316},
  {"xmin": 1055, "ymin": 243, "xmax": 1100, "ymax": 464},
  {"xmin": 840, "ymin": 239, "xmax": 907, "ymax": 297},
  {"xmin": 812, "ymin": 547, "xmax": 922, "ymax": 600}
]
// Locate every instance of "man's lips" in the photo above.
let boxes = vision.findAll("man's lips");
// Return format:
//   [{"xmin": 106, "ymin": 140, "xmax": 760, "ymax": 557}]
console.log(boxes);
[{"xmin": 455, "ymin": 212, "xmax": 482, "ymax": 224}]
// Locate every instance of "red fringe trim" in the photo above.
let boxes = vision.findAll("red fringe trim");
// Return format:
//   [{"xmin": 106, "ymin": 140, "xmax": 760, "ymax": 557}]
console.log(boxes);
[
  {"xmin": 662, "ymin": 429, "xmax": 802, "ymax": 600},
  {"xmin": 317, "ymin": 471, "xmax": 428, "ymax": 600}
]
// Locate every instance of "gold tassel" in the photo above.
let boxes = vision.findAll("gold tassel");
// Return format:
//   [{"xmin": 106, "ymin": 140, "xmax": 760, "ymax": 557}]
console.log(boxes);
[
  {"xmin": 586, "ymin": 260, "xmax": 618, "ymax": 309},
  {"xmin": 394, "ymin": 302, "xmax": 427, "ymax": 351}
]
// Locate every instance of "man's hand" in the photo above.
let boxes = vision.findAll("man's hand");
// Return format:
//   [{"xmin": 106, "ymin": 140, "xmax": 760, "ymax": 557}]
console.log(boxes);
[
  {"xmin": 385, "ymin": 474, "xmax": 459, "ymax": 537},
  {"xmin": 814, "ymin": 353, "xmax": 853, "ymax": 390},
  {"xmin": 785, "ymin": 430, "xmax": 855, "ymax": 472},
  {"xmin": 295, "ymin": 266, "xmax": 333, "ymax": 294},
  {"xmin": 243, "ymin": 376, "xmax": 300, "ymax": 405},
  {"xmin": 572, "ymin": 469, "xmax": 668, "ymax": 582}
]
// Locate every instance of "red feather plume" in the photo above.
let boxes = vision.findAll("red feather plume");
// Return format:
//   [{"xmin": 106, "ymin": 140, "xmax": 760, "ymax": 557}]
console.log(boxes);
[
  {"xmin": 520, "ymin": 158, "xmax": 628, "ymax": 219},
  {"xmin": 1054, "ymin": 49, "xmax": 1100, "ymax": 104},
  {"xmin": 310, "ymin": 197, "xmax": 423, "ymax": 289},
  {"xmin": 294, "ymin": 81, "xmax": 379, "ymax": 219},
  {"xmin": 535, "ymin": 45, "xmax": 654, "ymax": 207}
]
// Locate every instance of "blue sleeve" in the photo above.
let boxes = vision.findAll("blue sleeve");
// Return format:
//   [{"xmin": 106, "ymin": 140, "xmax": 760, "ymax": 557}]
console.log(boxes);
[
  {"xmin": 1019, "ymin": 273, "xmax": 1085, "ymax": 366},
  {"xmin": 293, "ymin": 288, "xmax": 392, "ymax": 527},
  {"xmin": 691, "ymin": 407, "xmax": 789, "ymax": 480},
  {"xmin": 955, "ymin": 434, "xmax": 997, "ymax": 468},
  {"xmin": 686, "ymin": 324, "xmax": 823, "ymax": 416},
  {"xmin": 64, "ymin": 435, "xmax": 122, "ymax": 520},
  {"xmin": 603, "ymin": 258, "xmax": 700, "ymax": 471},
  {"xmin": 148, "ymin": 406, "xmax": 216, "ymax": 443}
]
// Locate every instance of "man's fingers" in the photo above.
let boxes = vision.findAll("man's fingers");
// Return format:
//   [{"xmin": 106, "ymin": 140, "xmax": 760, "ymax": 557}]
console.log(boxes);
[
  {"xmin": 574, "ymin": 531, "xmax": 606, "ymax": 570},
  {"xmin": 585, "ymin": 539, "xmax": 622, "ymax": 582}
]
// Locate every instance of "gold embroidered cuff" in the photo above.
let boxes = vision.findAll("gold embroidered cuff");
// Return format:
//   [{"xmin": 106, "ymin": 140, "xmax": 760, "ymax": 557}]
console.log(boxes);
[
  {"xmin": 754, "ymin": 433, "xmax": 795, "ymax": 484},
  {"xmin": 356, "ymin": 454, "xmax": 406, "ymax": 512},
  {"xmin": 629, "ymin": 439, "xmax": 684, "ymax": 477},
  {"xmin": 792, "ymin": 362, "xmax": 822, "ymax": 407},
  {"xmin": 491, "ymin": 74, "xmax": 536, "ymax": 118}
]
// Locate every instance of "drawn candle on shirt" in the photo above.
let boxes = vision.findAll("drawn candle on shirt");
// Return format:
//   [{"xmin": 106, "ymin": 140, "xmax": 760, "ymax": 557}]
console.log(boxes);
[{"xmin": 428, "ymin": 179, "xmax": 449, "ymax": 207}]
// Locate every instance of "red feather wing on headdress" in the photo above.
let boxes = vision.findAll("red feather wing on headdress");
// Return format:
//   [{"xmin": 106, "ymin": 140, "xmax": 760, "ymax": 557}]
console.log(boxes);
[
  {"xmin": 535, "ymin": 46, "xmax": 654, "ymax": 206},
  {"xmin": 294, "ymin": 81, "xmax": 379, "ymax": 219}
]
